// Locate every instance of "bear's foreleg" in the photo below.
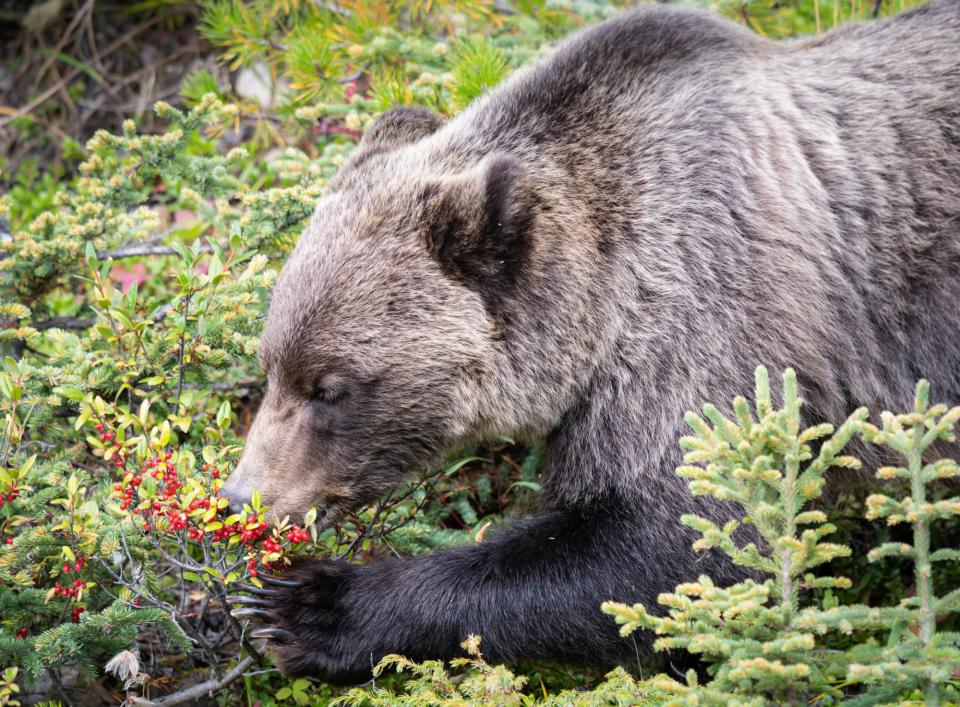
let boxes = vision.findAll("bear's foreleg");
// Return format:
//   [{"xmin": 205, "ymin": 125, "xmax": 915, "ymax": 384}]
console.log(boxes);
[{"xmin": 230, "ymin": 495, "xmax": 710, "ymax": 684}]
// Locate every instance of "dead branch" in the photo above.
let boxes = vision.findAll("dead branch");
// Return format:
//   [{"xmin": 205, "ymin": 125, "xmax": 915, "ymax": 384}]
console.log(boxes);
[
  {"xmin": 32, "ymin": 317, "xmax": 96, "ymax": 331},
  {"xmin": 150, "ymin": 654, "xmax": 257, "ymax": 706}
]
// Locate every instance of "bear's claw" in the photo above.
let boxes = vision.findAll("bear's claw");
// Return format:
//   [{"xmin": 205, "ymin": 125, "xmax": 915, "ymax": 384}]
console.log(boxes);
[
  {"xmin": 228, "ymin": 562, "xmax": 367, "ymax": 680},
  {"xmin": 227, "ymin": 594, "xmax": 273, "ymax": 607},
  {"xmin": 231, "ymin": 607, "xmax": 272, "ymax": 620},
  {"xmin": 233, "ymin": 582, "xmax": 281, "ymax": 597},
  {"xmin": 227, "ymin": 578, "xmax": 292, "ymax": 628},
  {"xmin": 250, "ymin": 627, "xmax": 296, "ymax": 642}
]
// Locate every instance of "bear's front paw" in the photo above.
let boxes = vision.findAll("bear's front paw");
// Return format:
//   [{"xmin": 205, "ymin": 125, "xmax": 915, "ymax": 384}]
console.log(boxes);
[{"xmin": 229, "ymin": 561, "xmax": 377, "ymax": 684}]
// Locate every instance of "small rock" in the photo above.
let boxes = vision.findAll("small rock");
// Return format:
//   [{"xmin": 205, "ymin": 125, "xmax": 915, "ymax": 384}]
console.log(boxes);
[{"xmin": 235, "ymin": 60, "xmax": 289, "ymax": 110}]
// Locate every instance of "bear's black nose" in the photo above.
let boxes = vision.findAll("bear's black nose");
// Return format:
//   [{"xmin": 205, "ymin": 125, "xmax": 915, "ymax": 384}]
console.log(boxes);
[{"xmin": 219, "ymin": 477, "xmax": 249, "ymax": 517}]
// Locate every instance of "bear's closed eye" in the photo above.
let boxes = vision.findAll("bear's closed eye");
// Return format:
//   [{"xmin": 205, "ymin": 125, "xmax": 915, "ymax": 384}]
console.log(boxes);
[{"xmin": 313, "ymin": 387, "xmax": 347, "ymax": 404}]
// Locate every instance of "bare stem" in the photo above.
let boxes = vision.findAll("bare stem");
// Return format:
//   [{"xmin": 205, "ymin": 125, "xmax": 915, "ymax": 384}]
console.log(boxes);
[
  {"xmin": 908, "ymin": 426, "xmax": 938, "ymax": 706},
  {"xmin": 152, "ymin": 654, "xmax": 257, "ymax": 706}
]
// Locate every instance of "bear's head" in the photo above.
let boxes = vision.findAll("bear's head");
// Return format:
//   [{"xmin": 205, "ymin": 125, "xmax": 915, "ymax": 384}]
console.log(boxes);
[{"xmin": 221, "ymin": 106, "xmax": 596, "ymax": 524}]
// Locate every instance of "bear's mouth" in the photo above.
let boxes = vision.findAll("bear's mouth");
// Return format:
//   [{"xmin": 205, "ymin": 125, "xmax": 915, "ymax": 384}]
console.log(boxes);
[
  {"xmin": 259, "ymin": 497, "xmax": 335, "ymax": 529},
  {"xmin": 304, "ymin": 497, "xmax": 351, "ymax": 530},
  {"xmin": 313, "ymin": 500, "xmax": 333, "ymax": 528}
]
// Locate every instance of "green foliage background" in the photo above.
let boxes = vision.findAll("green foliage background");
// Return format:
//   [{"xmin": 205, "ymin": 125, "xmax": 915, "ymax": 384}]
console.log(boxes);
[{"xmin": 0, "ymin": 0, "xmax": 949, "ymax": 705}]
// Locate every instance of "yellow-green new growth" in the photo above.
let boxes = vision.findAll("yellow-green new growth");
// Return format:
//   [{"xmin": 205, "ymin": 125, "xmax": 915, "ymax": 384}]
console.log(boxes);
[
  {"xmin": 676, "ymin": 368, "xmax": 866, "ymax": 611},
  {"xmin": 603, "ymin": 367, "xmax": 869, "ymax": 705},
  {"xmin": 603, "ymin": 369, "xmax": 960, "ymax": 706},
  {"xmin": 845, "ymin": 380, "xmax": 960, "ymax": 706}
]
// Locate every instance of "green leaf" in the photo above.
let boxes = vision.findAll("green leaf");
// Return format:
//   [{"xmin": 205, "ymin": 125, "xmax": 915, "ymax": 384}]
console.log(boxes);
[
  {"xmin": 216, "ymin": 400, "xmax": 232, "ymax": 430},
  {"xmin": 442, "ymin": 456, "xmax": 486, "ymax": 476},
  {"xmin": 507, "ymin": 480, "xmax": 542, "ymax": 494},
  {"xmin": 19, "ymin": 454, "xmax": 37, "ymax": 475},
  {"xmin": 57, "ymin": 386, "xmax": 85, "ymax": 401},
  {"xmin": 85, "ymin": 242, "xmax": 98, "ymax": 268}
]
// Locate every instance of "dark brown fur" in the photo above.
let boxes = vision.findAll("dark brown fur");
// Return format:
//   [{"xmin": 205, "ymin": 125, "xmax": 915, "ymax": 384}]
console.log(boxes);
[{"xmin": 223, "ymin": 0, "xmax": 960, "ymax": 682}]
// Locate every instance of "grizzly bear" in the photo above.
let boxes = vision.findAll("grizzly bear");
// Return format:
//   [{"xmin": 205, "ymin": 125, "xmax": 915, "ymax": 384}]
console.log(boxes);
[{"xmin": 223, "ymin": 0, "xmax": 960, "ymax": 683}]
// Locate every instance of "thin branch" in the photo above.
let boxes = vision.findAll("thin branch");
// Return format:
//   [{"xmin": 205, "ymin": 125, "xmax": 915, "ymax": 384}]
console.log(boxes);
[
  {"xmin": 174, "ymin": 292, "xmax": 192, "ymax": 415},
  {"xmin": 212, "ymin": 377, "xmax": 264, "ymax": 392},
  {"xmin": 338, "ymin": 67, "xmax": 366, "ymax": 84},
  {"xmin": 101, "ymin": 244, "xmax": 185, "ymax": 259},
  {"xmin": 96, "ymin": 238, "xmax": 213, "ymax": 260},
  {"xmin": 32, "ymin": 316, "xmax": 96, "ymax": 331},
  {"xmin": 151, "ymin": 654, "xmax": 257, "ymax": 706}
]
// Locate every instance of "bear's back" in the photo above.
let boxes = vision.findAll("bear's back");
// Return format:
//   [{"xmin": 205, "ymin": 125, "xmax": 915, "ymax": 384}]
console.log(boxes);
[
  {"xmin": 439, "ymin": 0, "xmax": 960, "ymax": 424},
  {"xmin": 442, "ymin": 0, "xmax": 958, "ymax": 151}
]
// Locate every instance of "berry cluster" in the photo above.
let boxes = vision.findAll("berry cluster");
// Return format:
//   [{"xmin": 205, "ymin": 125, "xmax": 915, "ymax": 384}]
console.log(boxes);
[
  {"xmin": 111, "ymin": 451, "xmax": 190, "ymax": 518},
  {"xmin": 146, "ymin": 453, "xmax": 185, "ymax": 494},
  {"xmin": 14, "ymin": 628, "xmax": 28, "ymax": 639},
  {"xmin": 0, "ymin": 486, "xmax": 19, "ymax": 509},
  {"xmin": 238, "ymin": 514, "xmax": 267, "ymax": 545},
  {"xmin": 96, "ymin": 424, "xmax": 129, "ymax": 470},
  {"xmin": 53, "ymin": 578, "xmax": 88, "ymax": 600},
  {"xmin": 113, "ymin": 475, "xmax": 139, "ymax": 511},
  {"xmin": 99, "ymin": 430, "xmax": 314, "ymax": 582},
  {"xmin": 286, "ymin": 525, "xmax": 310, "ymax": 544},
  {"xmin": 62, "ymin": 555, "xmax": 87, "ymax": 574},
  {"xmin": 50, "ymin": 555, "xmax": 90, "ymax": 621},
  {"xmin": 210, "ymin": 522, "xmax": 240, "ymax": 543}
]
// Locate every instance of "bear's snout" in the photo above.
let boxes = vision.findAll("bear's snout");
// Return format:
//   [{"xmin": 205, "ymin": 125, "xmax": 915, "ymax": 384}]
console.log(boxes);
[{"xmin": 219, "ymin": 476, "xmax": 251, "ymax": 517}]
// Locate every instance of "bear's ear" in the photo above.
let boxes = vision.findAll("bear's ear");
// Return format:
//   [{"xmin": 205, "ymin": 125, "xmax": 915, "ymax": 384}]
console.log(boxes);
[
  {"xmin": 350, "ymin": 106, "xmax": 443, "ymax": 165},
  {"xmin": 422, "ymin": 153, "xmax": 539, "ymax": 314},
  {"xmin": 327, "ymin": 107, "xmax": 443, "ymax": 191}
]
